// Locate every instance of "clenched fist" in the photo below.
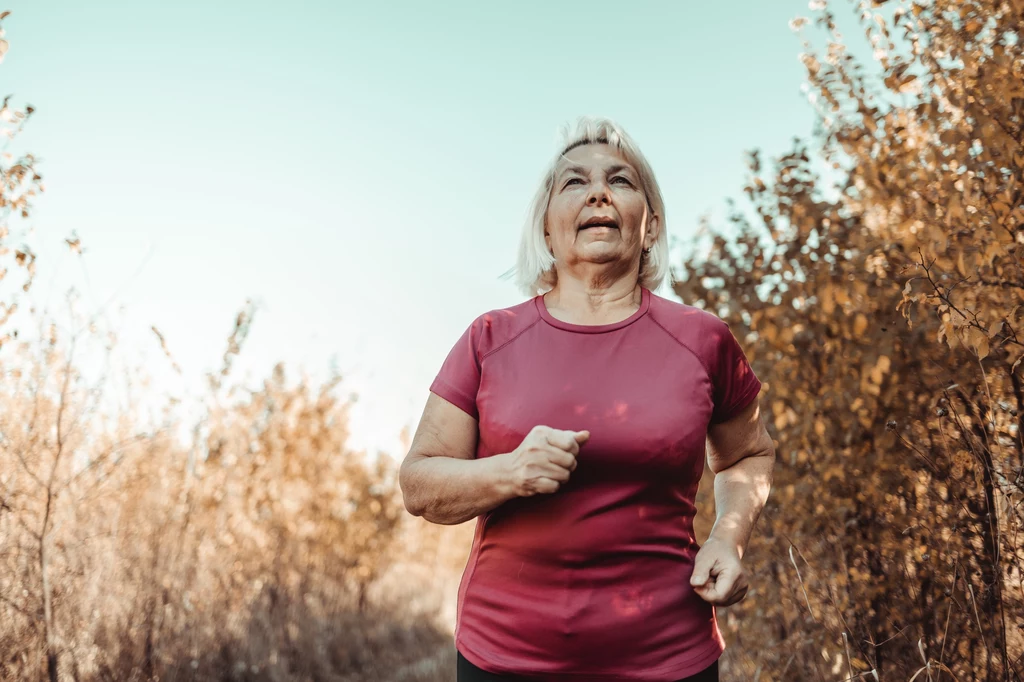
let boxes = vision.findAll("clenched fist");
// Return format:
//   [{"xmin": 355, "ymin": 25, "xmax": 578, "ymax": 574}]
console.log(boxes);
[
  {"xmin": 690, "ymin": 537, "xmax": 749, "ymax": 606},
  {"xmin": 502, "ymin": 425, "xmax": 590, "ymax": 497}
]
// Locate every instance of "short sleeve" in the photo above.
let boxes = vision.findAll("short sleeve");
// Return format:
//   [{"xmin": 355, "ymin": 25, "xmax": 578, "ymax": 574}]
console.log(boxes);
[
  {"xmin": 709, "ymin": 319, "xmax": 762, "ymax": 424},
  {"xmin": 429, "ymin": 319, "xmax": 482, "ymax": 419}
]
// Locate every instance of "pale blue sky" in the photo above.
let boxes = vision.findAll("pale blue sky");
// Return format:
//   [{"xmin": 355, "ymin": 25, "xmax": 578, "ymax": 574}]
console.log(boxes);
[{"xmin": 1, "ymin": 1, "xmax": 860, "ymax": 454}]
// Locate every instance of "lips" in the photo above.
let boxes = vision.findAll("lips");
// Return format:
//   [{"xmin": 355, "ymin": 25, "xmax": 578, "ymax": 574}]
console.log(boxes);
[{"xmin": 579, "ymin": 216, "xmax": 620, "ymax": 230}]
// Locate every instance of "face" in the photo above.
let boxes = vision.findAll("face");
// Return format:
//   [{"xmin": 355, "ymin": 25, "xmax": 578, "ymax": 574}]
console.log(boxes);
[{"xmin": 544, "ymin": 143, "xmax": 658, "ymax": 275}]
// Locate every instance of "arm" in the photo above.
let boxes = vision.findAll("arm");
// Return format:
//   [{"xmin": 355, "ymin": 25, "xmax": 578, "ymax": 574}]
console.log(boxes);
[
  {"xmin": 690, "ymin": 396, "xmax": 775, "ymax": 605},
  {"xmin": 705, "ymin": 396, "xmax": 775, "ymax": 559},
  {"xmin": 399, "ymin": 393, "xmax": 587, "ymax": 526},
  {"xmin": 399, "ymin": 394, "xmax": 516, "ymax": 525}
]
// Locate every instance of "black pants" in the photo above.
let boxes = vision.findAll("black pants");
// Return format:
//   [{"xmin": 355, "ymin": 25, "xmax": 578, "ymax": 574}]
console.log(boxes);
[{"xmin": 457, "ymin": 651, "xmax": 719, "ymax": 682}]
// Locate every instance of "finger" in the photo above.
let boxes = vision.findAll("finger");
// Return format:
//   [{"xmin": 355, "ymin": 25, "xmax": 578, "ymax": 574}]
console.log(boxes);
[
  {"xmin": 692, "ymin": 581, "xmax": 719, "ymax": 605},
  {"xmin": 695, "ymin": 578, "xmax": 726, "ymax": 604},
  {"xmin": 543, "ymin": 464, "xmax": 571, "ymax": 483},
  {"xmin": 703, "ymin": 567, "xmax": 740, "ymax": 605},
  {"xmin": 549, "ymin": 450, "xmax": 577, "ymax": 472},
  {"xmin": 709, "ymin": 565, "xmax": 736, "ymax": 591},
  {"xmin": 545, "ymin": 430, "xmax": 578, "ymax": 453},
  {"xmin": 690, "ymin": 555, "xmax": 716, "ymax": 588},
  {"xmin": 723, "ymin": 572, "xmax": 749, "ymax": 605},
  {"xmin": 722, "ymin": 583, "xmax": 749, "ymax": 607},
  {"xmin": 574, "ymin": 430, "xmax": 590, "ymax": 445},
  {"xmin": 524, "ymin": 457, "xmax": 570, "ymax": 484},
  {"xmin": 702, "ymin": 580, "xmax": 747, "ymax": 607},
  {"xmin": 534, "ymin": 477, "xmax": 560, "ymax": 494}
]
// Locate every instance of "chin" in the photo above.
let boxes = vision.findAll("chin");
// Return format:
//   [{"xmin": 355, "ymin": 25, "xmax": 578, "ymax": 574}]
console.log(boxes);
[{"xmin": 575, "ymin": 251, "xmax": 621, "ymax": 264}]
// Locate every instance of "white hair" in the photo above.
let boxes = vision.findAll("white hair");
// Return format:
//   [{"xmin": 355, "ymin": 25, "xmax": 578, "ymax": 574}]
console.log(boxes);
[{"xmin": 512, "ymin": 116, "xmax": 669, "ymax": 297}]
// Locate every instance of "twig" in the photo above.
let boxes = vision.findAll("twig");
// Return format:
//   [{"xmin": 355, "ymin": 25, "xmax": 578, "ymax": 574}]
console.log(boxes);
[{"xmin": 788, "ymin": 544, "xmax": 816, "ymax": 621}]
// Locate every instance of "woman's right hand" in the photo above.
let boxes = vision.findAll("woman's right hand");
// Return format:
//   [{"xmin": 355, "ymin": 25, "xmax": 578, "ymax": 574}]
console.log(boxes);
[{"xmin": 501, "ymin": 426, "xmax": 590, "ymax": 497}]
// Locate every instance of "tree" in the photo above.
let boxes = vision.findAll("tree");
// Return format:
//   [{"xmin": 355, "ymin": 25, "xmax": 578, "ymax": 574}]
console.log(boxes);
[
  {"xmin": 677, "ymin": 1, "xmax": 1024, "ymax": 679},
  {"xmin": 0, "ymin": 9, "xmax": 43, "ymax": 341},
  {"xmin": 0, "ymin": 12, "xmax": 131, "ymax": 682}
]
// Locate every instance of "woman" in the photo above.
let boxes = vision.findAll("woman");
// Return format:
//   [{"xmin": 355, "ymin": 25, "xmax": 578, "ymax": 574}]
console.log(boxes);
[{"xmin": 399, "ymin": 118, "xmax": 775, "ymax": 682}]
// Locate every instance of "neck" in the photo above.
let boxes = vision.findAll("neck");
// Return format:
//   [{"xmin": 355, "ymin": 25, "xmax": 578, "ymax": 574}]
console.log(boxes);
[{"xmin": 543, "ymin": 276, "xmax": 644, "ymax": 326}]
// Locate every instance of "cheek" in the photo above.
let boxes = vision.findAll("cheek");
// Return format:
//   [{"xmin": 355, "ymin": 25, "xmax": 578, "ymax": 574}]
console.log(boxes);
[
  {"xmin": 618, "ymin": 196, "xmax": 649, "ymax": 235},
  {"xmin": 546, "ymin": 197, "xmax": 580, "ymax": 237}
]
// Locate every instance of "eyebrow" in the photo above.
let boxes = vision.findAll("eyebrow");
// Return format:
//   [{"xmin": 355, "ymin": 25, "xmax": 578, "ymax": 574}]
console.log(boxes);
[{"xmin": 556, "ymin": 164, "xmax": 637, "ymax": 180}]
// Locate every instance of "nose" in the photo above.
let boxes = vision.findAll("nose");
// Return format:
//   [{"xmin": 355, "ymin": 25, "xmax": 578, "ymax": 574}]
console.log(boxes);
[{"xmin": 586, "ymin": 179, "xmax": 611, "ymax": 206}]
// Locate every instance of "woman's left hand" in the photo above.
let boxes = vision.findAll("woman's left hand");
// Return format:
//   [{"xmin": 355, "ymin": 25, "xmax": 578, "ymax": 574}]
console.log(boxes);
[{"xmin": 689, "ymin": 537, "xmax": 749, "ymax": 606}]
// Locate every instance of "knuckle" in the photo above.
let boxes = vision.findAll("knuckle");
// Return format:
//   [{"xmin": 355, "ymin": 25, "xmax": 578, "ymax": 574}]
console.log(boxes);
[{"xmin": 525, "ymin": 428, "xmax": 545, "ymax": 445}]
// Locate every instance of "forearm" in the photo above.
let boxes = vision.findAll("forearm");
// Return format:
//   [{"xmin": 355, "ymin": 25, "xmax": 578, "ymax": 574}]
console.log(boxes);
[
  {"xmin": 400, "ymin": 453, "xmax": 517, "ymax": 525},
  {"xmin": 707, "ymin": 452, "xmax": 775, "ymax": 558}
]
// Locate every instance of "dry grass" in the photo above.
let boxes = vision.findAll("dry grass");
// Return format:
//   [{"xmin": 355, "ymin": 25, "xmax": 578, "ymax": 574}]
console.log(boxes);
[{"xmin": 0, "ymin": 312, "xmax": 473, "ymax": 681}]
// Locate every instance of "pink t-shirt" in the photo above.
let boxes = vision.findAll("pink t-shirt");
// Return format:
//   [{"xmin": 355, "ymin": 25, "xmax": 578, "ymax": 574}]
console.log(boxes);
[{"xmin": 429, "ymin": 286, "xmax": 762, "ymax": 681}]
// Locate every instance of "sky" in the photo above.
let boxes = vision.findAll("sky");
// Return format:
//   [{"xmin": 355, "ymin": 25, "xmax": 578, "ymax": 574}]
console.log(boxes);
[{"xmin": 0, "ymin": 0, "xmax": 862, "ymax": 457}]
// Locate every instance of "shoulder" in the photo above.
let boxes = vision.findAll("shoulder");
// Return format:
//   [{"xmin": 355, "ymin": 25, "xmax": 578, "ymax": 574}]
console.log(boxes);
[
  {"xmin": 647, "ymin": 291, "xmax": 730, "ymax": 341},
  {"xmin": 461, "ymin": 297, "xmax": 542, "ymax": 359},
  {"xmin": 647, "ymin": 288, "xmax": 745, "ymax": 374}
]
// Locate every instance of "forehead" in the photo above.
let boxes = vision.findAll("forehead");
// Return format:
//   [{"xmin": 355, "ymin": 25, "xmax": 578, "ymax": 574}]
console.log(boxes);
[{"xmin": 554, "ymin": 143, "xmax": 636, "ymax": 175}]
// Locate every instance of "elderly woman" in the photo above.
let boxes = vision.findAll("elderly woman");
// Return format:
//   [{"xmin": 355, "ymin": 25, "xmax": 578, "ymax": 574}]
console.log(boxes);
[{"xmin": 399, "ymin": 118, "xmax": 775, "ymax": 682}]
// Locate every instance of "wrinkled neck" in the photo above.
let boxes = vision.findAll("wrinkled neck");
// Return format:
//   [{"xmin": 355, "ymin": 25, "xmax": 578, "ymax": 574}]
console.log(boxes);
[{"xmin": 542, "ymin": 277, "xmax": 644, "ymax": 326}]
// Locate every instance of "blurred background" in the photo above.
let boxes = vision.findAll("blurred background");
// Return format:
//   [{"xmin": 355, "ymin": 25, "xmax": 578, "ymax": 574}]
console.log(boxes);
[{"xmin": 0, "ymin": 0, "xmax": 1021, "ymax": 680}]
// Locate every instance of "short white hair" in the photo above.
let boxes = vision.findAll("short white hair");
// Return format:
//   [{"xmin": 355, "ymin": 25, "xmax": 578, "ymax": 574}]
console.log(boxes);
[{"xmin": 512, "ymin": 117, "xmax": 669, "ymax": 297}]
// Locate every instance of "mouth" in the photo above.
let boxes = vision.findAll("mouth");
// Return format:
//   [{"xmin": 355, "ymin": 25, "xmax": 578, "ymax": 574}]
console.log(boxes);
[{"xmin": 578, "ymin": 216, "xmax": 620, "ymax": 231}]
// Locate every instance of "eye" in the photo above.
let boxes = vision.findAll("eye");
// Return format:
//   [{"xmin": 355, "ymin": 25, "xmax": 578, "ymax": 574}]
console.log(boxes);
[
  {"xmin": 564, "ymin": 177, "xmax": 584, "ymax": 187},
  {"xmin": 611, "ymin": 176, "xmax": 633, "ymax": 185}
]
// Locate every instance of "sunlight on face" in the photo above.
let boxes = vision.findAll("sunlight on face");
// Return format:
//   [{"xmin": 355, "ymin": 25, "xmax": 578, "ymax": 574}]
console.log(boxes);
[{"xmin": 544, "ymin": 144, "xmax": 656, "ymax": 273}]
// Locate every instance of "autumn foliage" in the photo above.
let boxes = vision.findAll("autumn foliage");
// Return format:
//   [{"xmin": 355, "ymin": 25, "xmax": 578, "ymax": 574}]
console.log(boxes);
[
  {"xmin": 677, "ymin": 0, "xmax": 1024, "ymax": 679},
  {"xmin": 0, "ymin": 331, "xmax": 468, "ymax": 680},
  {"xmin": 2, "ymin": 1, "xmax": 1023, "ymax": 681}
]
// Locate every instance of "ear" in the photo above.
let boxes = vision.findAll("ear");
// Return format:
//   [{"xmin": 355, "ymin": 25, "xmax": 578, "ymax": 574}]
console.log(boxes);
[{"xmin": 644, "ymin": 212, "xmax": 661, "ymax": 249}]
